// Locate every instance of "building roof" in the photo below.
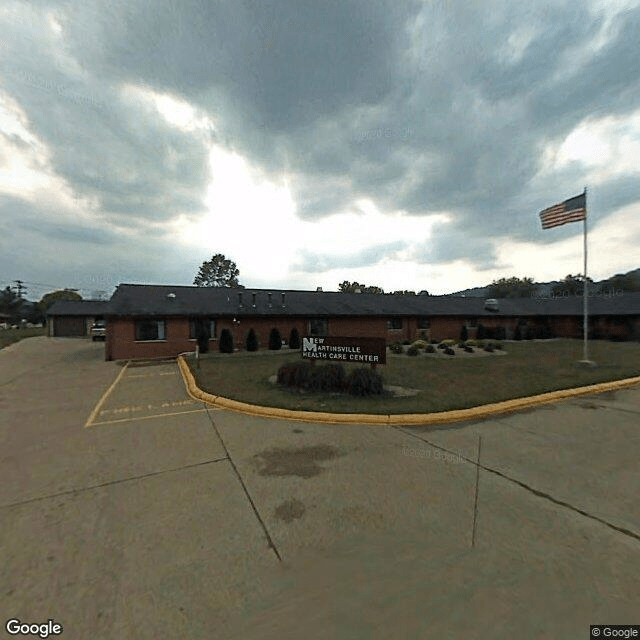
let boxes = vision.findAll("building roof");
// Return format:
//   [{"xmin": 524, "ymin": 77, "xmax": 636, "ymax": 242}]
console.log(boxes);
[
  {"xmin": 105, "ymin": 284, "xmax": 640, "ymax": 318},
  {"xmin": 46, "ymin": 300, "xmax": 110, "ymax": 316}
]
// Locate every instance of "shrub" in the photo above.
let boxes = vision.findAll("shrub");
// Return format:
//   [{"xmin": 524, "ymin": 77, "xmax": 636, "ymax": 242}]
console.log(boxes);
[
  {"xmin": 289, "ymin": 327, "xmax": 301, "ymax": 349},
  {"xmin": 346, "ymin": 367, "xmax": 384, "ymax": 396},
  {"xmin": 484, "ymin": 344, "xmax": 494, "ymax": 353},
  {"xmin": 477, "ymin": 323, "xmax": 486, "ymax": 340},
  {"xmin": 268, "ymin": 328, "xmax": 282, "ymax": 350},
  {"xmin": 444, "ymin": 347, "xmax": 455, "ymax": 355},
  {"xmin": 219, "ymin": 328, "xmax": 234, "ymax": 353},
  {"xmin": 389, "ymin": 341, "xmax": 403, "ymax": 354},
  {"xmin": 430, "ymin": 339, "xmax": 439, "ymax": 344},
  {"xmin": 407, "ymin": 345, "xmax": 419, "ymax": 356},
  {"xmin": 460, "ymin": 324, "xmax": 468, "ymax": 341},
  {"xmin": 419, "ymin": 330, "xmax": 429, "ymax": 341},
  {"xmin": 494, "ymin": 342, "xmax": 503, "ymax": 350},
  {"xmin": 425, "ymin": 344, "xmax": 436, "ymax": 353},
  {"xmin": 464, "ymin": 346, "xmax": 474, "ymax": 353},
  {"xmin": 402, "ymin": 339, "xmax": 411, "ymax": 345},
  {"xmin": 277, "ymin": 362, "xmax": 313, "ymax": 388},
  {"xmin": 246, "ymin": 328, "xmax": 259, "ymax": 351},
  {"xmin": 465, "ymin": 339, "xmax": 477, "ymax": 346},
  {"xmin": 441, "ymin": 339, "xmax": 455, "ymax": 346},
  {"xmin": 410, "ymin": 339, "xmax": 429, "ymax": 349},
  {"xmin": 308, "ymin": 363, "xmax": 346, "ymax": 392}
]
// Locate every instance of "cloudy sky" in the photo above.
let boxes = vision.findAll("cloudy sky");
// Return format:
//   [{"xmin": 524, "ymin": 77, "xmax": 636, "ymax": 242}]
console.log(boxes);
[{"xmin": 1, "ymin": 0, "xmax": 639, "ymax": 300}]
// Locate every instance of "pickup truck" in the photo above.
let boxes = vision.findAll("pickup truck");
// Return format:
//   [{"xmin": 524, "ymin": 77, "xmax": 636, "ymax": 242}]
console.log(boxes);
[{"xmin": 90, "ymin": 320, "xmax": 106, "ymax": 341}]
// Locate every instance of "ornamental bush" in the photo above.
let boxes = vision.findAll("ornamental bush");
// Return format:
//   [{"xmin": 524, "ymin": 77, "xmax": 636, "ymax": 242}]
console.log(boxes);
[
  {"xmin": 389, "ymin": 341, "xmax": 403, "ymax": 354},
  {"xmin": 444, "ymin": 347, "xmax": 455, "ymax": 355},
  {"xmin": 402, "ymin": 339, "xmax": 412, "ymax": 345},
  {"xmin": 407, "ymin": 345, "xmax": 419, "ymax": 356},
  {"xmin": 308, "ymin": 363, "xmax": 346, "ymax": 392},
  {"xmin": 464, "ymin": 346, "xmax": 474, "ymax": 353},
  {"xmin": 410, "ymin": 339, "xmax": 429, "ymax": 349},
  {"xmin": 289, "ymin": 327, "xmax": 301, "ymax": 349},
  {"xmin": 246, "ymin": 328, "xmax": 258, "ymax": 351},
  {"xmin": 268, "ymin": 327, "xmax": 282, "ymax": 350},
  {"xmin": 219, "ymin": 328, "xmax": 234, "ymax": 353},
  {"xmin": 346, "ymin": 367, "xmax": 384, "ymax": 396},
  {"xmin": 460, "ymin": 324, "xmax": 468, "ymax": 342},
  {"xmin": 277, "ymin": 361, "xmax": 313, "ymax": 388},
  {"xmin": 425, "ymin": 344, "xmax": 436, "ymax": 353}
]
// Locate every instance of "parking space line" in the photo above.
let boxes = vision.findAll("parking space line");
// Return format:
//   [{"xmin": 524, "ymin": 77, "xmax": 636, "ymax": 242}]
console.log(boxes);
[
  {"xmin": 127, "ymin": 372, "xmax": 178, "ymax": 378},
  {"xmin": 91, "ymin": 408, "xmax": 208, "ymax": 426},
  {"xmin": 84, "ymin": 361, "xmax": 131, "ymax": 428}
]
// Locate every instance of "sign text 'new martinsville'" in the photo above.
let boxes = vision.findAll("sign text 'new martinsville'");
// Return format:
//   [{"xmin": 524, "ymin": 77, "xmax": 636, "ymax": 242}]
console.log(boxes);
[{"xmin": 301, "ymin": 337, "xmax": 387, "ymax": 364}]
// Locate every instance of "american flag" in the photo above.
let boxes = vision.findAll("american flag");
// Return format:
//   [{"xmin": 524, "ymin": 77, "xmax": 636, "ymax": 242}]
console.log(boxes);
[{"xmin": 539, "ymin": 192, "xmax": 586, "ymax": 229}]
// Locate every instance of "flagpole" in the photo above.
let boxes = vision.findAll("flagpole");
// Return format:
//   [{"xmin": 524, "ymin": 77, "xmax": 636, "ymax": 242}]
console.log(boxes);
[{"xmin": 581, "ymin": 185, "xmax": 593, "ymax": 365}]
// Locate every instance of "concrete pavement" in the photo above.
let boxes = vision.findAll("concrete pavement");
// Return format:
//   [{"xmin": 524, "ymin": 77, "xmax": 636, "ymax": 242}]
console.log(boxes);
[{"xmin": 1, "ymin": 337, "xmax": 638, "ymax": 639}]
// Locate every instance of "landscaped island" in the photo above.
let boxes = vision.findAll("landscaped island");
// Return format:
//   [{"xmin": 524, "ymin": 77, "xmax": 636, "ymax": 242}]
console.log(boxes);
[{"xmin": 185, "ymin": 339, "xmax": 640, "ymax": 414}]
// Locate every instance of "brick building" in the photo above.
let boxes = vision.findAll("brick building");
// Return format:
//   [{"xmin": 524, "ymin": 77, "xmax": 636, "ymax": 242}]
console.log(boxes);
[
  {"xmin": 100, "ymin": 284, "xmax": 640, "ymax": 362},
  {"xmin": 46, "ymin": 300, "xmax": 109, "ymax": 337}
]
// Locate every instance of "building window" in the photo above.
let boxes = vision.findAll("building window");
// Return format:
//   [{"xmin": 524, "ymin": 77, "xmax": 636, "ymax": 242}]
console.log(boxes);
[
  {"xmin": 417, "ymin": 318, "xmax": 430, "ymax": 329},
  {"xmin": 189, "ymin": 318, "xmax": 217, "ymax": 339},
  {"xmin": 387, "ymin": 318, "xmax": 403, "ymax": 330},
  {"xmin": 309, "ymin": 318, "xmax": 328, "ymax": 336},
  {"xmin": 135, "ymin": 319, "xmax": 166, "ymax": 341},
  {"xmin": 466, "ymin": 318, "xmax": 478, "ymax": 328}
]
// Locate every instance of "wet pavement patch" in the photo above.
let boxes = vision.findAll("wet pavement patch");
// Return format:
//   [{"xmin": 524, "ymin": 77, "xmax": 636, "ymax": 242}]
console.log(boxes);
[
  {"xmin": 252, "ymin": 445, "xmax": 342, "ymax": 479},
  {"xmin": 274, "ymin": 499, "xmax": 306, "ymax": 523}
]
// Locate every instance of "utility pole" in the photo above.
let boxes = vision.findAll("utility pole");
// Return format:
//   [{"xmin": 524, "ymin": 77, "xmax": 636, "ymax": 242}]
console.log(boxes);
[{"xmin": 13, "ymin": 280, "xmax": 26, "ymax": 298}]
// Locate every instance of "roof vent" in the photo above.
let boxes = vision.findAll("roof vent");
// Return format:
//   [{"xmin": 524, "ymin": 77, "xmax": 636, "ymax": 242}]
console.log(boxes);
[
  {"xmin": 166, "ymin": 293, "xmax": 176, "ymax": 299},
  {"xmin": 484, "ymin": 298, "xmax": 499, "ymax": 312}
]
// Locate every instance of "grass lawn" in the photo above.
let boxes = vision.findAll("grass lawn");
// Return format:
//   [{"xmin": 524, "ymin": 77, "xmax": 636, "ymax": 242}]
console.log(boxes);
[
  {"xmin": 0, "ymin": 327, "xmax": 46, "ymax": 350},
  {"xmin": 186, "ymin": 339, "xmax": 640, "ymax": 414}
]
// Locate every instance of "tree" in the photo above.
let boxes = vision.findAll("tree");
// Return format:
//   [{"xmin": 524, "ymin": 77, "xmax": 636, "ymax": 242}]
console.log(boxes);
[
  {"xmin": 338, "ymin": 281, "xmax": 385, "ymax": 294},
  {"xmin": 0, "ymin": 286, "xmax": 24, "ymax": 322},
  {"xmin": 268, "ymin": 328, "xmax": 282, "ymax": 350},
  {"xmin": 391, "ymin": 290, "xmax": 416, "ymax": 296},
  {"xmin": 289, "ymin": 327, "xmax": 301, "ymax": 349},
  {"xmin": 219, "ymin": 328, "xmax": 234, "ymax": 353},
  {"xmin": 246, "ymin": 328, "xmax": 258, "ymax": 351},
  {"xmin": 487, "ymin": 277, "xmax": 538, "ymax": 298},
  {"xmin": 38, "ymin": 289, "xmax": 82, "ymax": 314},
  {"xmin": 551, "ymin": 274, "xmax": 593, "ymax": 297},
  {"xmin": 193, "ymin": 253, "xmax": 241, "ymax": 287}
]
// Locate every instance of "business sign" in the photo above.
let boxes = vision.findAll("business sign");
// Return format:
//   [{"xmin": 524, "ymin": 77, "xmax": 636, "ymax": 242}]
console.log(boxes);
[{"xmin": 301, "ymin": 336, "xmax": 386, "ymax": 365}]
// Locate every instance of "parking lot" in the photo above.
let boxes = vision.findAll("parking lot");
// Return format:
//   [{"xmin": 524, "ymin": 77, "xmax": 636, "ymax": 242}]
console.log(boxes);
[{"xmin": 1, "ymin": 337, "xmax": 639, "ymax": 639}]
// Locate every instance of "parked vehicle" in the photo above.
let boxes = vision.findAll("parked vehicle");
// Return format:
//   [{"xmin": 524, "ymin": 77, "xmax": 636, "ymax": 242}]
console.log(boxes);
[{"xmin": 90, "ymin": 320, "xmax": 106, "ymax": 341}]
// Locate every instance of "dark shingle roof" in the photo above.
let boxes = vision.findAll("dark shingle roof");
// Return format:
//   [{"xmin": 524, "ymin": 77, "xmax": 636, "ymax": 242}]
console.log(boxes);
[
  {"xmin": 47, "ymin": 300, "xmax": 110, "ymax": 316},
  {"xmin": 106, "ymin": 284, "xmax": 640, "ymax": 318}
]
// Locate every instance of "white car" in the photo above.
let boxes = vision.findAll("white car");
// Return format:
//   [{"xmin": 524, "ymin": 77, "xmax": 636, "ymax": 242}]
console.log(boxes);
[{"xmin": 90, "ymin": 320, "xmax": 106, "ymax": 341}]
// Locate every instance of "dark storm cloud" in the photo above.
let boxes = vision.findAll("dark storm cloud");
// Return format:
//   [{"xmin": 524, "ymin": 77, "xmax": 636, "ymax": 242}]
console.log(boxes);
[
  {"xmin": 293, "ymin": 240, "xmax": 408, "ymax": 273},
  {"xmin": 0, "ymin": 195, "xmax": 119, "ymax": 245},
  {"xmin": 2, "ymin": 0, "xmax": 639, "ymax": 275}
]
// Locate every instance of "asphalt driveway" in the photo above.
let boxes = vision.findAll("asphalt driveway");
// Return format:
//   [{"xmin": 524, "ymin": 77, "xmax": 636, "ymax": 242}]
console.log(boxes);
[{"xmin": 1, "ymin": 337, "xmax": 638, "ymax": 639}]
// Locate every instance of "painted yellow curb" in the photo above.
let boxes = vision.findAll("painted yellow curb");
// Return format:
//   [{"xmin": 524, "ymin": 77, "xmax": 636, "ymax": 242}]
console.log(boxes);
[{"xmin": 177, "ymin": 356, "xmax": 640, "ymax": 426}]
